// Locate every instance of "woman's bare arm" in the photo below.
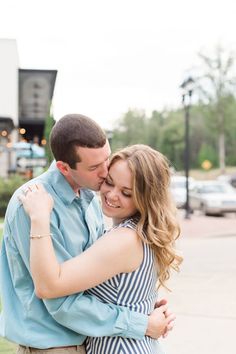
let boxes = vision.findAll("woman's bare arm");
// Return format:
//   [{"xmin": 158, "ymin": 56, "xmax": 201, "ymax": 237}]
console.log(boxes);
[
  {"xmin": 33, "ymin": 224, "xmax": 142, "ymax": 298},
  {"xmin": 19, "ymin": 184, "xmax": 143, "ymax": 299}
]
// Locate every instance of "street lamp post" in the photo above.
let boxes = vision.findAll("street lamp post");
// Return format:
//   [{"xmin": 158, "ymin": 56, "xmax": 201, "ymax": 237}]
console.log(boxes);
[{"xmin": 180, "ymin": 77, "xmax": 194, "ymax": 219}]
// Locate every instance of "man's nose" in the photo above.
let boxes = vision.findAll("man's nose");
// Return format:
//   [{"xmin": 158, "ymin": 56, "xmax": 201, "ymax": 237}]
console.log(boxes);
[{"xmin": 99, "ymin": 161, "xmax": 109, "ymax": 178}]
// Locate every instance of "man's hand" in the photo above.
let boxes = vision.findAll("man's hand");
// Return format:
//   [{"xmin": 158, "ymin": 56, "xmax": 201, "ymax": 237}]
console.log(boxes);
[
  {"xmin": 146, "ymin": 299, "xmax": 176, "ymax": 339},
  {"xmin": 155, "ymin": 298, "xmax": 168, "ymax": 309},
  {"xmin": 162, "ymin": 308, "xmax": 175, "ymax": 338},
  {"xmin": 155, "ymin": 298, "xmax": 175, "ymax": 338}
]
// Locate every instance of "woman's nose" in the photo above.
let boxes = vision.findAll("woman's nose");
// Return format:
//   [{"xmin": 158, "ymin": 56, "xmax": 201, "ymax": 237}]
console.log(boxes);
[{"xmin": 107, "ymin": 189, "xmax": 119, "ymax": 200}]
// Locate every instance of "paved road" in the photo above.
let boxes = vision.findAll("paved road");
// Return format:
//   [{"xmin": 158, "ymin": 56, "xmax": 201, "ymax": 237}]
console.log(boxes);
[
  {"xmin": 178, "ymin": 210, "xmax": 236, "ymax": 238},
  {"xmin": 158, "ymin": 211, "xmax": 236, "ymax": 354}
]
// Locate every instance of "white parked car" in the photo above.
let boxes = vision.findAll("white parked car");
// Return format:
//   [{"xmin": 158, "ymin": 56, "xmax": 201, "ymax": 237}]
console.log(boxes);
[
  {"xmin": 170, "ymin": 175, "xmax": 195, "ymax": 209},
  {"xmin": 189, "ymin": 180, "xmax": 236, "ymax": 216},
  {"xmin": 217, "ymin": 174, "xmax": 236, "ymax": 189}
]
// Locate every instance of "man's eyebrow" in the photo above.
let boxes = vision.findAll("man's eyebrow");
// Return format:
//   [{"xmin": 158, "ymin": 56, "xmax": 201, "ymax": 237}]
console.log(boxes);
[
  {"xmin": 89, "ymin": 157, "xmax": 109, "ymax": 168},
  {"xmin": 88, "ymin": 163, "xmax": 100, "ymax": 168}
]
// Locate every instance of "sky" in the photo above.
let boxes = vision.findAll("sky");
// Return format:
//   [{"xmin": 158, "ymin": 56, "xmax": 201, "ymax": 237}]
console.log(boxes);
[{"xmin": 0, "ymin": 0, "xmax": 236, "ymax": 129}]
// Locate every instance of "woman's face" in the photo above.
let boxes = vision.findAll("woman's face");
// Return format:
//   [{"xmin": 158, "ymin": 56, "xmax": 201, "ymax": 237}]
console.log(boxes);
[{"xmin": 100, "ymin": 159, "xmax": 137, "ymax": 224}]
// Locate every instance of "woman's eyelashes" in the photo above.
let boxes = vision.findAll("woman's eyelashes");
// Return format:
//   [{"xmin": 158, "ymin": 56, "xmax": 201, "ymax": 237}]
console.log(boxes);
[
  {"xmin": 104, "ymin": 179, "xmax": 132, "ymax": 198},
  {"xmin": 122, "ymin": 191, "xmax": 132, "ymax": 198},
  {"xmin": 104, "ymin": 179, "xmax": 113, "ymax": 186}
]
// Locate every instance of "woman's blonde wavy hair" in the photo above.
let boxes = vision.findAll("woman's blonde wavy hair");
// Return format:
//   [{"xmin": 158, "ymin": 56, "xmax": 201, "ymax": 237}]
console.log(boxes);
[{"xmin": 110, "ymin": 144, "xmax": 183, "ymax": 289}]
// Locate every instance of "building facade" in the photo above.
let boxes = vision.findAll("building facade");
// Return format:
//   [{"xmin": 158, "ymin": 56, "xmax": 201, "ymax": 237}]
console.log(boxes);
[{"xmin": 0, "ymin": 38, "xmax": 57, "ymax": 177}]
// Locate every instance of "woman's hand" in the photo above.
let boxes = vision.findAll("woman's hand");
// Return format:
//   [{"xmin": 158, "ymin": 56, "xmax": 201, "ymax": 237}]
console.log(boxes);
[{"xmin": 18, "ymin": 183, "xmax": 54, "ymax": 220}]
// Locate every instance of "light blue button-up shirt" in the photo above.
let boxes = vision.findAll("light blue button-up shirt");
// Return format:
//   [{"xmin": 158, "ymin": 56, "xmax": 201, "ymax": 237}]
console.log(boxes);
[{"xmin": 0, "ymin": 165, "xmax": 148, "ymax": 348}]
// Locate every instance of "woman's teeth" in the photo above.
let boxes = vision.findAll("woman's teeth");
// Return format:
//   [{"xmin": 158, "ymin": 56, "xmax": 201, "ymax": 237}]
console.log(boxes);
[{"xmin": 106, "ymin": 198, "xmax": 119, "ymax": 208}]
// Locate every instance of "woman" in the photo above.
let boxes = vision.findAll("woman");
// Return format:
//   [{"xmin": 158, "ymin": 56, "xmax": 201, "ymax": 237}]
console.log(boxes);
[{"xmin": 20, "ymin": 144, "xmax": 182, "ymax": 354}]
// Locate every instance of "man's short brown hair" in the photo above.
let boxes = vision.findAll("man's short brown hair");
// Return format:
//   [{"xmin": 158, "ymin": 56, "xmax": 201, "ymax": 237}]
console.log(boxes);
[{"xmin": 50, "ymin": 114, "xmax": 107, "ymax": 168}]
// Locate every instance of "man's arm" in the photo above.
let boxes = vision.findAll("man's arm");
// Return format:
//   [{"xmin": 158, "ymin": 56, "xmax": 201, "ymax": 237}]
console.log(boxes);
[{"xmin": 44, "ymin": 294, "xmax": 172, "ymax": 339}]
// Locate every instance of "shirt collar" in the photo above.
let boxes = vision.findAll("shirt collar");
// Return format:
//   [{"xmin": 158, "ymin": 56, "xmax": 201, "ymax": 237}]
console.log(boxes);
[{"xmin": 47, "ymin": 162, "xmax": 95, "ymax": 206}]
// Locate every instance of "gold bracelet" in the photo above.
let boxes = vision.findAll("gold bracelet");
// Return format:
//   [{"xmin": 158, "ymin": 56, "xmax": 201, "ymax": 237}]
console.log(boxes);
[{"xmin": 30, "ymin": 233, "xmax": 53, "ymax": 239}]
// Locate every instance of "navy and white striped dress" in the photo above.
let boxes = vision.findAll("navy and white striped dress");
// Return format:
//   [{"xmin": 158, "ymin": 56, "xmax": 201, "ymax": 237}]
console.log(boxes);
[{"xmin": 85, "ymin": 218, "xmax": 165, "ymax": 354}]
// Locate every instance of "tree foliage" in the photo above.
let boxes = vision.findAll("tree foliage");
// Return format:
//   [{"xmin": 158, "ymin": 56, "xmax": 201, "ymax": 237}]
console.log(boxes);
[
  {"xmin": 111, "ymin": 110, "xmax": 148, "ymax": 151},
  {"xmin": 109, "ymin": 46, "xmax": 236, "ymax": 172},
  {"xmin": 197, "ymin": 45, "xmax": 236, "ymax": 173},
  {"xmin": 43, "ymin": 111, "xmax": 55, "ymax": 165},
  {"xmin": 110, "ymin": 95, "xmax": 236, "ymax": 171}
]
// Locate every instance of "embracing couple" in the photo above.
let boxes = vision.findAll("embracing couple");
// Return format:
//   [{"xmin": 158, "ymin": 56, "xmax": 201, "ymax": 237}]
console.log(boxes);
[{"xmin": 0, "ymin": 114, "xmax": 182, "ymax": 354}]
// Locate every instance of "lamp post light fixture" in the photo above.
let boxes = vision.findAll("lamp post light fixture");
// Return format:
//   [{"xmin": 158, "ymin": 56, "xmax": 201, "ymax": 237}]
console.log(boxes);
[{"xmin": 180, "ymin": 76, "xmax": 195, "ymax": 219}]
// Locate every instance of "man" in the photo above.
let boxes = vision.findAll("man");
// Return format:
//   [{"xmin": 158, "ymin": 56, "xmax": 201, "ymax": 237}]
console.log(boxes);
[{"xmin": 0, "ymin": 114, "xmax": 174, "ymax": 354}]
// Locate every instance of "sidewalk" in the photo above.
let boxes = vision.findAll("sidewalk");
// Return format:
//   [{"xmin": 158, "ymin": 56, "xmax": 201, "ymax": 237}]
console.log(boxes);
[
  {"xmin": 159, "ymin": 211, "xmax": 236, "ymax": 354},
  {"xmin": 178, "ymin": 210, "xmax": 236, "ymax": 238}
]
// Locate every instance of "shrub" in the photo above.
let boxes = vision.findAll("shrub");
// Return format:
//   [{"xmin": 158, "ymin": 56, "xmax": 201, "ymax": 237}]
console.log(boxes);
[{"xmin": 0, "ymin": 175, "xmax": 26, "ymax": 217}]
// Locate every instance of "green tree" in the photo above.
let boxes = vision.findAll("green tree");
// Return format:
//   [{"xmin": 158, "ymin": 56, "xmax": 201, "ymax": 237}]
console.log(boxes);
[
  {"xmin": 224, "ymin": 94, "xmax": 236, "ymax": 166},
  {"xmin": 146, "ymin": 110, "xmax": 165, "ymax": 150},
  {"xmin": 198, "ymin": 45, "xmax": 236, "ymax": 173},
  {"xmin": 111, "ymin": 109, "xmax": 148, "ymax": 151},
  {"xmin": 198, "ymin": 143, "xmax": 218, "ymax": 168},
  {"xmin": 159, "ymin": 110, "xmax": 185, "ymax": 170},
  {"xmin": 43, "ymin": 112, "xmax": 55, "ymax": 165}
]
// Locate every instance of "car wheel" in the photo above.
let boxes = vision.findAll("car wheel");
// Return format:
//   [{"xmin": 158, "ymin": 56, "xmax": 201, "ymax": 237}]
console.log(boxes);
[
  {"xmin": 200, "ymin": 203, "xmax": 208, "ymax": 216},
  {"xmin": 190, "ymin": 207, "xmax": 194, "ymax": 214}
]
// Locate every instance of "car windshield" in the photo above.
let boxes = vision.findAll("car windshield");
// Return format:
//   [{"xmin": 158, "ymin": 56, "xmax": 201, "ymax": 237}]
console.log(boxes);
[
  {"xmin": 171, "ymin": 178, "xmax": 194, "ymax": 189},
  {"xmin": 200, "ymin": 184, "xmax": 233, "ymax": 194},
  {"xmin": 171, "ymin": 181, "xmax": 186, "ymax": 188}
]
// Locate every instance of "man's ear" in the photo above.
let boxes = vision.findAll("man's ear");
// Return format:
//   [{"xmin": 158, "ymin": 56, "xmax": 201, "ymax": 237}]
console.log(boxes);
[{"xmin": 56, "ymin": 161, "xmax": 70, "ymax": 176}]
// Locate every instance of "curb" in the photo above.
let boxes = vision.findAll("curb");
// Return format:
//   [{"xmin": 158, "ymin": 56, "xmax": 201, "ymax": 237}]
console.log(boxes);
[{"xmin": 180, "ymin": 231, "xmax": 236, "ymax": 239}]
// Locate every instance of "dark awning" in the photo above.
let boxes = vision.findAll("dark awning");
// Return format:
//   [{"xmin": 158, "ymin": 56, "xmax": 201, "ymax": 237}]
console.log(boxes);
[
  {"xmin": 19, "ymin": 69, "xmax": 57, "ymax": 124},
  {"xmin": 0, "ymin": 117, "xmax": 14, "ymax": 132}
]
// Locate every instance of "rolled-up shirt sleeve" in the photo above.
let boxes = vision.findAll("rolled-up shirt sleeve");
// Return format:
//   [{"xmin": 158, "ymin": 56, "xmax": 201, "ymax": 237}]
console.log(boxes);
[{"xmin": 44, "ymin": 291, "xmax": 148, "ymax": 339}]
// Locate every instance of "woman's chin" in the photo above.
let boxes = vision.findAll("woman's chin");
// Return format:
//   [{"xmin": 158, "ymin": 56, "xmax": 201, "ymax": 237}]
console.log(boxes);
[{"xmin": 102, "ymin": 208, "xmax": 116, "ymax": 218}]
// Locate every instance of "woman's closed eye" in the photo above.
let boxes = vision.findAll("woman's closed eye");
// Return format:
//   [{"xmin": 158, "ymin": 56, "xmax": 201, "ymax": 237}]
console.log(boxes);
[
  {"xmin": 122, "ymin": 190, "xmax": 132, "ymax": 198},
  {"xmin": 104, "ymin": 178, "xmax": 132, "ymax": 197},
  {"xmin": 104, "ymin": 179, "xmax": 113, "ymax": 186}
]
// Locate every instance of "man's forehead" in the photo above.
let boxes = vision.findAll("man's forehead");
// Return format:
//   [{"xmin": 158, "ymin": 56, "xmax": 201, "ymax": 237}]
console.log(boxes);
[{"xmin": 76, "ymin": 142, "xmax": 111, "ymax": 165}]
